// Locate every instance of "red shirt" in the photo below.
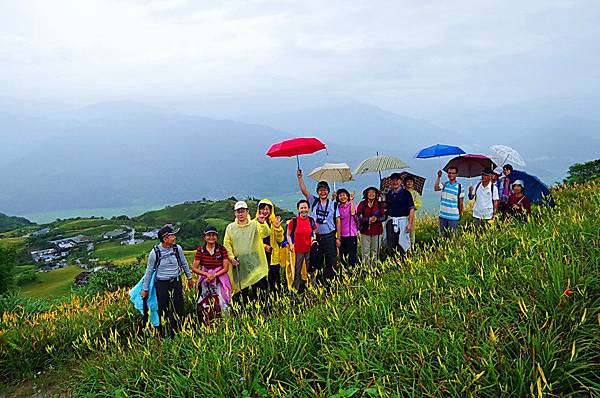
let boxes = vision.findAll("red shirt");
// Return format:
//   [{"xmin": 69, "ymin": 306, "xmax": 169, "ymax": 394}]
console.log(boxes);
[
  {"xmin": 194, "ymin": 244, "xmax": 228, "ymax": 269},
  {"xmin": 508, "ymin": 193, "xmax": 531, "ymax": 214},
  {"xmin": 356, "ymin": 200, "xmax": 385, "ymax": 235},
  {"xmin": 291, "ymin": 216, "xmax": 316, "ymax": 253}
]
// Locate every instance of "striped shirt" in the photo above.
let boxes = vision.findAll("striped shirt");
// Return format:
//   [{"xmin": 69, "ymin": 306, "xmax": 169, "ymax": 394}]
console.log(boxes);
[
  {"xmin": 439, "ymin": 181, "xmax": 464, "ymax": 221},
  {"xmin": 194, "ymin": 244, "xmax": 228, "ymax": 269}
]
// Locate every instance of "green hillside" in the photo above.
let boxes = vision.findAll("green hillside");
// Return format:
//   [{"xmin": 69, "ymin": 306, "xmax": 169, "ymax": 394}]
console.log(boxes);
[
  {"xmin": 135, "ymin": 198, "xmax": 294, "ymax": 226},
  {"xmin": 2, "ymin": 198, "xmax": 296, "ymax": 300},
  {"xmin": 0, "ymin": 182, "xmax": 598, "ymax": 397},
  {"xmin": 0, "ymin": 213, "xmax": 34, "ymax": 234},
  {"xmin": 19, "ymin": 265, "xmax": 83, "ymax": 299}
]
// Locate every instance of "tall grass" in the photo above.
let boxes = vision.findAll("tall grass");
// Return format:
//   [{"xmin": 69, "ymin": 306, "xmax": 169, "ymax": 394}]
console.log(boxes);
[{"xmin": 1, "ymin": 183, "xmax": 598, "ymax": 396}]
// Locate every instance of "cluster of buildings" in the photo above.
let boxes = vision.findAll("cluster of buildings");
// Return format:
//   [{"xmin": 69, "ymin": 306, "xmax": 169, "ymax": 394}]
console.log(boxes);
[
  {"xmin": 30, "ymin": 234, "xmax": 93, "ymax": 272},
  {"xmin": 28, "ymin": 225, "xmax": 161, "ymax": 273}
]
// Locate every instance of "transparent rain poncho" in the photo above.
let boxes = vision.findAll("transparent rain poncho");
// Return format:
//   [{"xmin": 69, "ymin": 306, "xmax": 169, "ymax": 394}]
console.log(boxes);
[{"xmin": 223, "ymin": 219, "xmax": 271, "ymax": 293}]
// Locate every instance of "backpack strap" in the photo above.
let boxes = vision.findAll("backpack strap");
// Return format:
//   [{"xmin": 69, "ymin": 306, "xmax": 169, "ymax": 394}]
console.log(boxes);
[
  {"xmin": 290, "ymin": 217, "xmax": 298, "ymax": 243},
  {"xmin": 311, "ymin": 197, "xmax": 320, "ymax": 210},
  {"xmin": 153, "ymin": 245, "xmax": 161, "ymax": 271},
  {"xmin": 172, "ymin": 245, "xmax": 183, "ymax": 269},
  {"xmin": 472, "ymin": 182, "xmax": 481, "ymax": 200},
  {"xmin": 290, "ymin": 216, "xmax": 317, "ymax": 243},
  {"xmin": 309, "ymin": 217, "xmax": 316, "ymax": 238}
]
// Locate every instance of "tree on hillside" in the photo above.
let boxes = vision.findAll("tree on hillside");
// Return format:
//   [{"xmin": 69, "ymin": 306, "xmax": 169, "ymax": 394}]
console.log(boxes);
[
  {"xmin": 564, "ymin": 159, "xmax": 600, "ymax": 184},
  {"xmin": 0, "ymin": 246, "xmax": 16, "ymax": 295}
]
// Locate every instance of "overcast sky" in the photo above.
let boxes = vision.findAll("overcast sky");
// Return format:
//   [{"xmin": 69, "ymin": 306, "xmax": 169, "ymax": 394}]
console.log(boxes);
[{"xmin": 1, "ymin": 0, "xmax": 599, "ymax": 117}]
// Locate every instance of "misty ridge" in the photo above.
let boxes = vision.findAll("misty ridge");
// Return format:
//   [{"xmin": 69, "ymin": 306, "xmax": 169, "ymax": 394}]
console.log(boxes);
[{"xmin": 1, "ymin": 97, "xmax": 599, "ymax": 216}]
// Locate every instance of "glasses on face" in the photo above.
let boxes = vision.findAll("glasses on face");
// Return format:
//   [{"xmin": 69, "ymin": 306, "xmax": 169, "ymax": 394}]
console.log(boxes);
[{"xmin": 448, "ymin": 172, "xmax": 457, "ymax": 175}]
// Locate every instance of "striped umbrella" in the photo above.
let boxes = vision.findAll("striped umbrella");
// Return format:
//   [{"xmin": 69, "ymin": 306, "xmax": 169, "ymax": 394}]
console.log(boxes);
[{"xmin": 354, "ymin": 155, "xmax": 409, "ymax": 176}]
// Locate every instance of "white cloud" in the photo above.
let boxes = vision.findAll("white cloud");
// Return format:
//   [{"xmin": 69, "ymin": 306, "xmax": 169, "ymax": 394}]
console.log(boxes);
[{"xmin": 0, "ymin": 0, "xmax": 598, "ymax": 113}]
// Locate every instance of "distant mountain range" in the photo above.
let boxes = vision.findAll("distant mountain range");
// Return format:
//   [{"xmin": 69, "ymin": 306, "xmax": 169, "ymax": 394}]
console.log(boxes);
[{"xmin": 1, "ymin": 99, "xmax": 598, "ymax": 215}]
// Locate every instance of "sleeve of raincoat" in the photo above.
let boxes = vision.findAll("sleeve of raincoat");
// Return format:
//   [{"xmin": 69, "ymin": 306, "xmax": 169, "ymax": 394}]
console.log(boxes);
[
  {"xmin": 223, "ymin": 224, "xmax": 236, "ymax": 261},
  {"xmin": 411, "ymin": 191, "xmax": 422, "ymax": 210},
  {"xmin": 257, "ymin": 221, "xmax": 271, "ymax": 239},
  {"xmin": 273, "ymin": 224, "xmax": 284, "ymax": 245}
]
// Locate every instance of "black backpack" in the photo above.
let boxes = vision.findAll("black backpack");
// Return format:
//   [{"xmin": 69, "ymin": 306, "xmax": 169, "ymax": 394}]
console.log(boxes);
[{"xmin": 152, "ymin": 244, "xmax": 183, "ymax": 271}]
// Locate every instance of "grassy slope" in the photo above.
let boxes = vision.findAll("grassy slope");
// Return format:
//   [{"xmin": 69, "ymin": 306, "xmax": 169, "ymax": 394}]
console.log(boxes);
[
  {"xmin": 19, "ymin": 266, "xmax": 84, "ymax": 299},
  {"xmin": 75, "ymin": 183, "xmax": 596, "ymax": 397},
  {"xmin": 1, "ymin": 184, "xmax": 598, "ymax": 396},
  {"xmin": 0, "ymin": 236, "xmax": 25, "ymax": 249},
  {"xmin": 93, "ymin": 240, "xmax": 156, "ymax": 261}
]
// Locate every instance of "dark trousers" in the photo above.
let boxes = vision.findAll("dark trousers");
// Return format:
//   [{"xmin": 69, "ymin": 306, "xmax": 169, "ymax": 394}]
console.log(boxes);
[
  {"xmin": 316, "ymin": 232, "xmax": 337, "ymax": 283},
  {"xmin": 268, "ymin": 264, "xmax": 281, "ymax": 294},
  {"xmin": 385, "ymin": 220, "xmax": 408, "ymax": 259},
  {"xmin": 339, "ymin": 236, "xmax": 358, "ymax": 268},
  {"xmin": 235, "ymin": 277, "xmax": 269, "ymax": 307},
  {"xmin": 155, "ymin": 278, "xmax": 184, "ymax": 337}
]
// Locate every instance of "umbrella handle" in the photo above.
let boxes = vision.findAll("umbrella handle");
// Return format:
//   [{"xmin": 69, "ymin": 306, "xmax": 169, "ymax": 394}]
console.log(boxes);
[{"xmin": 296, "ymin": 155, "xmax": 300, "ymax": 170}]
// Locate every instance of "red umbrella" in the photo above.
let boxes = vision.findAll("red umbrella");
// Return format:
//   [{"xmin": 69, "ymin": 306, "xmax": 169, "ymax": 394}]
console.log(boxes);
[
  {"xmin": 266, "ymin": 137, "xmax": 326, "ymax": 168},
  {"xmin": 443, "ymin": 154, "xmax": 496, "ymax": 178}
]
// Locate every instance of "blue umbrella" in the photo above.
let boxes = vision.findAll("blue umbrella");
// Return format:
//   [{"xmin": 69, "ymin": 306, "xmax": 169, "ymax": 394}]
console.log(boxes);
[
  {"xmin": 415, "ymin": 144, "xmax": 466, "ymax": 159},
  {"xmin": 510, "ymin": 170, "xmax": 553, "ymax": 205}
]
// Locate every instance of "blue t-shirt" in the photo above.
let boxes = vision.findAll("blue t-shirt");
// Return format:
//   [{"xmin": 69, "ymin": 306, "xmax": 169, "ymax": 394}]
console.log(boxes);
[{"xmin": 308, "ymin": 195, "xmax": 340, "ymax": 235}]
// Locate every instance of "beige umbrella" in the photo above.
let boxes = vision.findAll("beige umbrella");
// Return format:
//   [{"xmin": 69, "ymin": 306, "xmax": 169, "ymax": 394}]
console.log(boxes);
[
  {"xmin": 308, "ymin": 163, "xmax": 354, "ymax": 182},
  {"xmin": 354, "ymin": 155, "xmax": 410, "ymax": 181}
]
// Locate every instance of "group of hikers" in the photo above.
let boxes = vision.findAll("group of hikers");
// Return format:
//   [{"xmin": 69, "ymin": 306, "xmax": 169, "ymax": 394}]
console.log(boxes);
[{"xmin": 133, "ymin": 164, "xmax": 533, "ymax": 336}]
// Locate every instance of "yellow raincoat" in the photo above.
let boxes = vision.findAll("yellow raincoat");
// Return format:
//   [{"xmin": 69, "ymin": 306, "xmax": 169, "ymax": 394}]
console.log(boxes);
[
  {"xmin": 409, "ymin": 189, "xmax": 422, "ymax": 211},
  {"xmin": 254, "ymin": 199, "xmax": 285, "ymax": 266},
  {"xmin": 409, "ymin": 189, "xmax": 422, "ymax": 244},
  {"xmin": 223, "ymin": 218, "xmax": 270, "ymax": 293}
]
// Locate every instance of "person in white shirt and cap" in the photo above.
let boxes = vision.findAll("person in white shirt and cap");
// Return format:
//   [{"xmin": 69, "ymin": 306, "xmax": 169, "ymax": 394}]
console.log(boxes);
[{"xmin": 468, "ymin": 167, "xmax": 500, "ymax": 227}]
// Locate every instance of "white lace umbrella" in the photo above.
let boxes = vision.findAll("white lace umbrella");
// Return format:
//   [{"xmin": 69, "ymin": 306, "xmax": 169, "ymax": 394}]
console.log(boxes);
[
  {"xmin": 490, "ymin": 145, "xmax": 526, "ymax": 167},
  {"xmin": 308, "ymin": 163, "xmax": 353, "ymax": 182}
]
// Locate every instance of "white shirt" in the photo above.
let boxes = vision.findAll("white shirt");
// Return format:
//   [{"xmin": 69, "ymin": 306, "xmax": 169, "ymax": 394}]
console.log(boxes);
[{"xmin": 472, "ymin": 181, "xmax": 499, "ymax": 219}]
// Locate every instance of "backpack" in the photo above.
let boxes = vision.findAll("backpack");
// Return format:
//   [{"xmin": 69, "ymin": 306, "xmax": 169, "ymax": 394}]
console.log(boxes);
[
  {"xmin": 311, "ymin": 198, "xmax": 339, "ymax": 232},
  {"xmin": 472, "ymin": 182, "xmax": 496, "ymax": 201},
  {"xmin": 152, "ymin": 244, "xmax": 183, "ymax": 271},
  {"xmin": 443, "ymin": 182, "xmax": 462, "ymax": 198},
  {"xmin": 290, "ymin": 216, "xmax": 316, "ymax": 243},
  {"xmin": 307, "ymin": 240, "xmax": 321, "ymax": 272},
  {"xmin": 197, "ymin": 283, "xmax": 222, "ymax": 326}
]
